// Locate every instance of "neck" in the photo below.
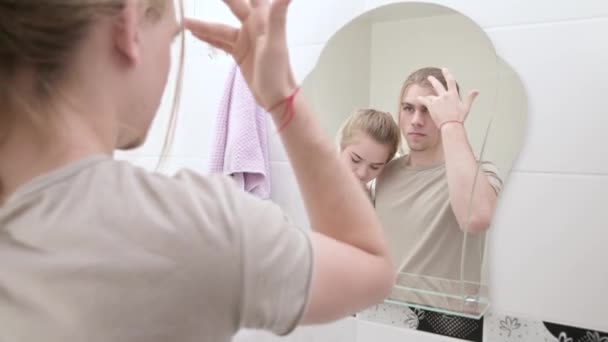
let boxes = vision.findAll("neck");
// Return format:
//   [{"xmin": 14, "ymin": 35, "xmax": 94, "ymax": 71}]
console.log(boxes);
[
  {"xmin": 407, "ymin": 144, "xmax": 444, "ymax": 168},
  {"xmin": 0, "ymin": 107, "xmax": 115, "ymax": 205}
]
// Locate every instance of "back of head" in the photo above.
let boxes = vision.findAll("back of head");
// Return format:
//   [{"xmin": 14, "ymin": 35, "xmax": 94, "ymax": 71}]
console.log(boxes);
[
  {"xmin": 0, "ymin": 0, "xmax": 184, "ymax": 202},
  {"xmin": 339, "ymin": 108, "xmax": 401, "ymax": 163},
  {"xmin": 0, "ymin": 1, "xmax": 127, "ymax": 139},
  {"xmin": 0, "ymin": 0, "xmax": 182, "ymax": 164}
]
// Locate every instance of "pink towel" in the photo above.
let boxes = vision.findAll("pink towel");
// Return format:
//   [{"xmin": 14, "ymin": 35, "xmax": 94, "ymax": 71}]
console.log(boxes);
[{"xmin": 208, "ymin": 63, "xmax": 271, "ymax": 199}]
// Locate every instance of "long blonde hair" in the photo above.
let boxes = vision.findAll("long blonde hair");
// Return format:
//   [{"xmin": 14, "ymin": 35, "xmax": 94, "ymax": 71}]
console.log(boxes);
[{"xmin": 0, "ymin": 0, "xmax": 185, "ymax": 171}]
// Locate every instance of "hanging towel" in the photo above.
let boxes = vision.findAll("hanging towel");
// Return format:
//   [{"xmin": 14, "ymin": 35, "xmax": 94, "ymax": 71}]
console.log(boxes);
[{"xmin": 208, "ymin": 62, "xmax": 271, "ymax": 199}]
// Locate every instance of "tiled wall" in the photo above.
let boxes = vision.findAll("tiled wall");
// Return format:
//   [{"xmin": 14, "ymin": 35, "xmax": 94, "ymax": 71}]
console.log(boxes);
[
  {"xmin": 356, "ymin": 301, "xmax": 608, "ymax": 341},
  {"xmin": 122, "ymin": 0, "xmax": 608, "ymax": 341}
]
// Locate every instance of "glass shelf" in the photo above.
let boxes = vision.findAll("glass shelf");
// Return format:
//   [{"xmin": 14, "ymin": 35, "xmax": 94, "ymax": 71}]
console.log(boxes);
[{"xmin": 384, "ymin": 272, "xmax": 490, "ymax": 319}]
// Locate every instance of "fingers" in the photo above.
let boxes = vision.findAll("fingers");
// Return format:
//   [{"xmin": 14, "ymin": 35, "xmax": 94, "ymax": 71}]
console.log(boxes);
[
  {"xmin": 205, "ymin": 38, "xmax": 235, "ymax": 55},
  {"xmin": 250, "ymin": 0, "xmax": 268, "ymax": 8},
  {"xmin": 185, "ymin": 19, "xmax": 238, "ymax": 45},
  {"xmin": 427, "ymin": 76, "xmax": 447, "ymax": 96},
  {"xmin": 417, "ymin": 95, "xmax": 434, "ymax": 108},
  {"xmin": 268, "ymin": 0, "xmax": 291, "ymax": 43},
  {"xmin": 186, "ymin": 19, "xmax": 237, "ymax": 55},
  {"xmin": 464, "ymin": 89, "xmax": 480, "ymax": 113},
  {"xmin": 442, "ymin": 67, "xmax": 458, "ymax": 93},
  {"xmin": 223, "ymin": 0, "xmax": 251, "ymax": 21}
]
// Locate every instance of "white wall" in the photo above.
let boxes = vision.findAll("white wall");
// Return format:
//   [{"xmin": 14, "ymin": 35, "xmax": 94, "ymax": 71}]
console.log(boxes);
[{"xmin": 128, "ymin": 0, "xmax": 608, "ymax": 340}]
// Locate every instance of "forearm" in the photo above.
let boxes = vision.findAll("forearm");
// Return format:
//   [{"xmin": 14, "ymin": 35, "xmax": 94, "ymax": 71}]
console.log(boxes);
[
  {"xmin": 269, "ymin": 94, "xmax": 390, "ymax": 260},
  {"xmin": 441, "ymin": 123, "xmax": 497, "ymax": 233}
]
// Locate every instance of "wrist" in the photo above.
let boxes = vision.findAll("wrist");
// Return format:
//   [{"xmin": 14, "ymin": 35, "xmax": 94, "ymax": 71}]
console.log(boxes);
[
  {"xmin": 265, "ymin": 71, "xmax": 298, "ymax": 115},
  {"xmin": 268, "ymin": 85, "xmax": 302, "ymax": 132},
  {"xmin": 439, "ymin": 120, "xmax": 464, "ymax": 132},
  {"xmin": 267, "ymin": 87, "xmax": 297, "ymax": 117},
  {"xmin": 440, "ymin": 120, "xmax": 467, "ymax": 144}
]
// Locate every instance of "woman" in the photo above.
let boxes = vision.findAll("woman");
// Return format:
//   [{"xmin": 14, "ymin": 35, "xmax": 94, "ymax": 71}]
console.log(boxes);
[
  {"xmin": 0, "ymin": 1, "xmax": 394, "ymax": 341},
  {"xmin": 337, "ymin": 108, "xmax": 401, "ymax": 199}
]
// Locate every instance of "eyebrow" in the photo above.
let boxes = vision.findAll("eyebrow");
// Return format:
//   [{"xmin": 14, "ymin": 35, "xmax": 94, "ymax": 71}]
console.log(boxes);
[
  {"xmin": 352, "ymin": 152, "xmax": 386, "ymax": 166},
  {"xmin": 402, "ymin": 101, "xmax": 428, "ymax": 111}
]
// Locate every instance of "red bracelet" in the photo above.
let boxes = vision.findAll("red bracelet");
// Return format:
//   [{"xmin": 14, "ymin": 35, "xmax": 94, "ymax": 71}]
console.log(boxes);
[
  {"xmin": 267, "ymin": 86, "xmax": 301, "ymax": 133},
  {"xmin": 439, "ymin": 120, "xmax": 463, "ymax": 130}
]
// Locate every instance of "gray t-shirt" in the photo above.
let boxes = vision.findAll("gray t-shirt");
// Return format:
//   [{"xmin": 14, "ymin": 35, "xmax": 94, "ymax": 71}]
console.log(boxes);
[
  {"xmin": 0, "ymin": 155, "xmax": 313, "ymax": 342},
  {"xmin": 374, "ymin": 155, "xmax": 502, "ymax": 283}
]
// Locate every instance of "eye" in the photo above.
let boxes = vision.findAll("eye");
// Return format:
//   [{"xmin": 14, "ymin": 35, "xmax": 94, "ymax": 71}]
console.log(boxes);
[
  {"xmin": 370, "ymin": 165, "xmax": 380, "ymax": 171},
  {"xmin": 402, "ymin": 105, "xmax": 414, "ymax": 113},
  {"xmin": 351, "ymin": 157, "xmax": 361, "ymax": 164}
]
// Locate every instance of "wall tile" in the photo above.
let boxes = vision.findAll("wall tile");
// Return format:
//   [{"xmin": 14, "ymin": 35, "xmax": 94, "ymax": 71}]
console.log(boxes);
[
  {"xmin": 488, "ymin": 171, "xmax": 608, "ymax": 332},
  {"xmin": 233, "ymin": 319, "xmax": 355, "ymax": 342},
  {"xmin": 357, "ymin": 309, "xmax": 608, "ymax": 341},
  {"xmin": 269, "ymin": 162, "xmax": 311, "ymax": 230},
  {"xmin": 287, "ymin": 0, "xmax": 367, "ymax": 46},
  {"xmin": 357, "ymin": 319, "xmax": 465, "ymax": 342}
]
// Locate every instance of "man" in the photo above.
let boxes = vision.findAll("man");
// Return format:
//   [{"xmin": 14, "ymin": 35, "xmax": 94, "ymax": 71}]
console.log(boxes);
[
  {"xmin": 375, "ymin": 66, "xmax": 502, "ymax": 280},
  {"xmin": 371, "ymin": 67, "xmax": 503, "ymax": 341}
]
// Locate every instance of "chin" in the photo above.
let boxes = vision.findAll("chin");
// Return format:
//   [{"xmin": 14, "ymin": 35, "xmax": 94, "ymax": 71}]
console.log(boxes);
[
  {"xmin": 408, "ymin": 145, "xmax": 427, "ymax": 152},
  {"xmin": 117, "ymin": 135, "xmax": 145, "ymax": 150}
]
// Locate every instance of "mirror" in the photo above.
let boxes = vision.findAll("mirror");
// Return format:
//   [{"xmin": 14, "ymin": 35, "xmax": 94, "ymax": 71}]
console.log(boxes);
[{"xmin": 301, "ymin": 2, "xmax": 528, "ymax": 318}]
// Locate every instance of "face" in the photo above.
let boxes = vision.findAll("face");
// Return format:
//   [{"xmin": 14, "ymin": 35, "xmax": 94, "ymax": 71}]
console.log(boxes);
[
  {"xmin": 341, "ymin": 132, "xmax": 392, "ymax": 184},
  {"xmin": 399, "ymin": 84, "xmax": 441, "ymax": 153},
  {"xmin": 117, "ymin": 1, "xmax": 182, "ymax": 149}
]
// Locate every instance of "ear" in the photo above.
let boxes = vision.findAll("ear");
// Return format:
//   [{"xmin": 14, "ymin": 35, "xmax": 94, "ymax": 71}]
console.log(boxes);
[{"xmin": 113, "ymin": 0, "xmax": 140, "ymax": 66}]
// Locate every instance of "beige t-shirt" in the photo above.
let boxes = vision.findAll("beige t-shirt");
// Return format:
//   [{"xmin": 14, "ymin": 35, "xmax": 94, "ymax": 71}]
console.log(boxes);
[
  {"xmin": 374, "ymin": 155, "xmax": 502, "ymax": 284},
  {"xmin": 0, "ymin": 155, "xmax": 313, "ymax": 342}
]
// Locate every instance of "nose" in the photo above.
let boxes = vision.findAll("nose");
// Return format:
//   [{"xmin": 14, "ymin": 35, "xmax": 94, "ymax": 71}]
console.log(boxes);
[
  {"xmin": 411, "ymin": 110, "xmax": 424, "ymax": 127},
  {"xmin": 355, "ymin": 165, "xmax": 369, "ymax": 182}
]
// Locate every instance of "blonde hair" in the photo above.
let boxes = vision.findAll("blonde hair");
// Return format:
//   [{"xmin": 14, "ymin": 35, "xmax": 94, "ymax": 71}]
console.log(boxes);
[
  {"xmin": 397, "ymin": 66, "xmax": 461, "ymax": 117},
  {"xmin": 338, "ymin": 109, "xmax": 401, "ymax": 163},
  {"xmin": 0, "ymin": 0, "xmax": 185, "ymax": 171}
]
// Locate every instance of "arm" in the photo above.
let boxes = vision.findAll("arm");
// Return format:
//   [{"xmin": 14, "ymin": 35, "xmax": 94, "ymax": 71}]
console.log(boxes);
[
  {"xmin": 186, "ymin": 0, "xmax": 394, "ymax": 325},
  {"xmin": 272, "ymin": 95, "xmax": 394, "ymax": 323},
  {"xmin": 441, "ymin": 123, "xmax": 498, "ymax": 233},
  {"xmin": 418, "ymin": 68, "xmax": 499, "ymax": 233}
]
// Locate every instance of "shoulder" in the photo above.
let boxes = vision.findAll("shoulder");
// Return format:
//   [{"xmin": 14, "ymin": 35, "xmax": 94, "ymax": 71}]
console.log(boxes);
[
  {"xmin": 384, "ymin": 155, "xmax": 408, "ymax": 173},
  {"xmin": 377, "ymin": 155, "xmax": 408, "ymax": 183},
  {"xmin": 87, "ymin": 158, "xmax": 249, "ymax": 231}
]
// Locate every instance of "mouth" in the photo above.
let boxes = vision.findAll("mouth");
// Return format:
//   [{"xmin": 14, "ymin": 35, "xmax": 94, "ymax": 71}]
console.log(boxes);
[{"xmin": 408, "ymin": 132, "xmax": 426, "ymax": 137}]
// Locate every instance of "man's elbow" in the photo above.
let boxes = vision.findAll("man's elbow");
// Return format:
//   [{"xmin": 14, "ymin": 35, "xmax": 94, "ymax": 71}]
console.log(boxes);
[{"xmin": 464, "ymin": 212, "xmax": 494, "ymax": 234}]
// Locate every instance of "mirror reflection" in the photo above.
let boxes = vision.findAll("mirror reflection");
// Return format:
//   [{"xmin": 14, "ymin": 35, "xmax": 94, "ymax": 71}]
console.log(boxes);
[{"xmin": 301, "ymin": 2, "xmax": 528, "ymax": 318}]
